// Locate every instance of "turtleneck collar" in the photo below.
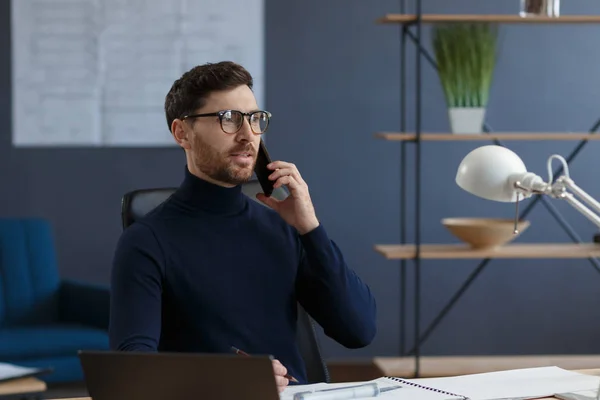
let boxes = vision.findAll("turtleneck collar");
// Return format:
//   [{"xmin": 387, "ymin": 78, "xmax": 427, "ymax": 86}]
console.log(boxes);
[{"xmin": 173, "ymin": 166, "xmax": 246, "ymax": 215}]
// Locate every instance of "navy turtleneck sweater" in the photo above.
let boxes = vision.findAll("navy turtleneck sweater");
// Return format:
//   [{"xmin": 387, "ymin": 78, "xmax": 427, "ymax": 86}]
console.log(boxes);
[{"xmin": 108, "ymin": 167, "xmax": 377, "ymax": 383}]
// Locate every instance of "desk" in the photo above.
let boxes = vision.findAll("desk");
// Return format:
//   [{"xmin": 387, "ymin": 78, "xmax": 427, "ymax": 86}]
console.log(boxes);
[
  {"xmin": 54, "ymin": 398, "xmax": 87, "ymax": 400},
  {"xmin": 50, "ymin": 369, "xmax": 600, "ymax": 400}
]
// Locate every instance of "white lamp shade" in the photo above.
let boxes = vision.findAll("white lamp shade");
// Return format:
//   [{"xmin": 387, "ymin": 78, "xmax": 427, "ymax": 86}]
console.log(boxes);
[{"xmin": 455, "ymin": 145, "xmax": 527, "ymax": 203}]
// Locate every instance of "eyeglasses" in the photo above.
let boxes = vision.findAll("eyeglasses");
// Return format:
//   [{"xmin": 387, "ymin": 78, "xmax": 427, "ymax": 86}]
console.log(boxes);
[{"xmin": 181, "ymin": 109, "xmax": 271, "ymax": 134}]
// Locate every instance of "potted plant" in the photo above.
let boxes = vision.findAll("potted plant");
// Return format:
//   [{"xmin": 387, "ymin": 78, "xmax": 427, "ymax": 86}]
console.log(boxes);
[{"xmin": 432, "ymin": 23, "xmax": 499, "ymax": 134}]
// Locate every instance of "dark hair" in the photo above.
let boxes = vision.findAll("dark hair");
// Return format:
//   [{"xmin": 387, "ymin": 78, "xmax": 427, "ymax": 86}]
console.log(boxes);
[{"xmin": 164, "ymin": 61, "xmax": 254, "ymax": 131}]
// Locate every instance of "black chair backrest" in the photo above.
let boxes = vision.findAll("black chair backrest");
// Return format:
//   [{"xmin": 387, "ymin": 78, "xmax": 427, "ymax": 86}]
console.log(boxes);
[{"xmin": 120, "ymin": 182, "xmax": 330, "ymax": 384}]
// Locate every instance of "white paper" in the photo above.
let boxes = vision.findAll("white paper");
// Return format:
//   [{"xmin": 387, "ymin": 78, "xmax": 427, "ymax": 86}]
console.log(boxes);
[
  {"xmin": 279, "ymin": 377, "xmax": 460, "ymax": 400},
  {"xmin": 0, "ymin": 362, "xmax": 42, "ymax": 382},
  {"xmin": 411, "ymin": 366, "xmax": 600, "ymax": 400},
  {"xmin": 11, "ymin": 0, "xmax": 265, "ymax": 147},
  {"xmin": 555, "ymin": 390, "xmax": 598, "ymax": 400}
]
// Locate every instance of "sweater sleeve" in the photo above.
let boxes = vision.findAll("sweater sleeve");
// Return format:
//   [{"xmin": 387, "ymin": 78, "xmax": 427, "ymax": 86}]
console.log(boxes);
[
  {"xmin": 109, "ymin": 222, "xmax": 164, "ymax": 352},
  {"xmin": 294, "ymin": 224, "xmax": 377, "ymax": 348}
]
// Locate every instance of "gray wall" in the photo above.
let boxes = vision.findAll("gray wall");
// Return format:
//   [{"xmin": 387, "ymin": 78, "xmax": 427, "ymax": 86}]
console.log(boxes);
[{"xmin": 3, "ymin": 0, "xmax": 600, "ymax": 360}]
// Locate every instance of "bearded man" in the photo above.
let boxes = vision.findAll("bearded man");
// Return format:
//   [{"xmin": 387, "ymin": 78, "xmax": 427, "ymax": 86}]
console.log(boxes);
[{"xmin": 108, "ymin": 61, "xmax": 377, "ymax": 392}]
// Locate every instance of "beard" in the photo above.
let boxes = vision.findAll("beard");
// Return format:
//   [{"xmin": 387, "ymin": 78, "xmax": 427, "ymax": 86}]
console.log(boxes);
[{"xmin": 191, "ymin": 135, "xmax": 256, "ymax": 186}]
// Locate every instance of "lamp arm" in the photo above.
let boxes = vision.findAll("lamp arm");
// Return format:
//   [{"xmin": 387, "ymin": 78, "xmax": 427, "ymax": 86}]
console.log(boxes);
[
  {"xmin": 507, "ymin": 167, "xmax": 600, "ymax": 231},
  {"xmin": 551, "ymin": 176, "xmax": 600, "ymax": 229}
]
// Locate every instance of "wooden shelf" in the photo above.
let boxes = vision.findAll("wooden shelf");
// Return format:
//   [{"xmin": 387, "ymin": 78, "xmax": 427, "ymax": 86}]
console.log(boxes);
[
  {"xmin": 375, "ymin": 132, "xmax": 600, "ymax": 141},
  {"xmin": 377, "ymin": 14, "xmax": 600, "ymax": 24},
  {"xmin": 374, "ymin": 243, "xmax": 600, "ymax": 259}
]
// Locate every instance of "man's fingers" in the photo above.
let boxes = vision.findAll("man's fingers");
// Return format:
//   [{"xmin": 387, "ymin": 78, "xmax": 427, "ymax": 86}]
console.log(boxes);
[
  {"xmin": 267, "ymin": 161, "xmax": 306, "ymax": 185},
  {"xmin": 272, "ymin": 360, "xmax": 290, "ymax": 392},
  {"xmin": 272, "ymin": 359, "xmax": 288, "ymax": 376},
  {"xmin": 269, "ymin": 167, "xmax": 303, "ymax": 184},
  {"xmin": 267, "ymin": 160, "xmax": 295, "ymax": 171},
  {"xmin": 275, "ymin": 375, "xmax": 289, "ymax": 390},
  {"xmin": 274, "ymin": 175, "xmax": 302, "ymax": 195}
]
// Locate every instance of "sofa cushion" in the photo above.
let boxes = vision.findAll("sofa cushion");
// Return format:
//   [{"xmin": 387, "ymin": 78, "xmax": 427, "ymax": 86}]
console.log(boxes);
[
  {"xmin": 0, "ymin": 324, "xmax": 108, "ymax": 360},
  {"xmin": 0, "ymin": 218, "xmax": 61, "ymax": 327}
]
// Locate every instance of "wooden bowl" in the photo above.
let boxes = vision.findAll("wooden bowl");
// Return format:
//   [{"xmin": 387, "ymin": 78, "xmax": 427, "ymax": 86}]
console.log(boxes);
[{"xmin": 441, "ymin": 218, "xmax": 530, "ymax": 249}]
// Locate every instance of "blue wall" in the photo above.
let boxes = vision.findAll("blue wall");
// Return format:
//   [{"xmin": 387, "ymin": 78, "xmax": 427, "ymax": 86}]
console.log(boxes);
[{"xmin": 2, "ymin": 0, "xmax": 600, "ymax": 360}]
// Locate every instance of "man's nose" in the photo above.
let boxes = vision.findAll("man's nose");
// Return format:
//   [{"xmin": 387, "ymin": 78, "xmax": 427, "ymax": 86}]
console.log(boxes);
[{"xmin": 236, "ymin": 117, "xmax": 255, "ymax": 141}]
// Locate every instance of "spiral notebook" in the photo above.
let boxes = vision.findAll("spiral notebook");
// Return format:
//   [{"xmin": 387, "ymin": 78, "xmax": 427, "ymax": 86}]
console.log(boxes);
[
  {"xmin": 280, "ymin": 376, "xmax": 466, "ymax": 400},
  {"xmin": 280, "ymin": 367, "xmax": 600, "ymax": 400},
  {"xmin": 383, "ymin": 376, "xmax": 468, "ymax": 399}
]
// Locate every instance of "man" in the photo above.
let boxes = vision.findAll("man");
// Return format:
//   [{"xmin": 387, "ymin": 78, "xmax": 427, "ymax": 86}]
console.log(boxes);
[{"xmin": 109, "ymin": 61, "xmax": 377, "ymax": 392}]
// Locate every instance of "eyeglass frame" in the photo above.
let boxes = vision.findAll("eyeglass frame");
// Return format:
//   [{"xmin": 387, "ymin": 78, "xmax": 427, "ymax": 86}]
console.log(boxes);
[{"xmin": 181, "ymin": 109, "xmax": 272, "ymax": 135}]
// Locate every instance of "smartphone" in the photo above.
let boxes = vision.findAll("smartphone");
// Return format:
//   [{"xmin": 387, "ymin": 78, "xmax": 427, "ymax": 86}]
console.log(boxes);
[{"xmin": 255, "ymin": 139, "xmax": 274, "ymax": 197}]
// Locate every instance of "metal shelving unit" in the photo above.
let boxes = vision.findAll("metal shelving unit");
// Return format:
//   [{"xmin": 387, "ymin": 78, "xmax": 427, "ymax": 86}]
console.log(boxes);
[{"xmin": 374, "ymin": 1, "xmax": 600, "ymax": 377}]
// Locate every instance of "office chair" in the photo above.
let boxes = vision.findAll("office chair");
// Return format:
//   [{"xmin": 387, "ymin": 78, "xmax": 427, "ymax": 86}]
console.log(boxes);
[{"xmin": 120, "ymin": 181, "xmax": 330, "ymax": 384}]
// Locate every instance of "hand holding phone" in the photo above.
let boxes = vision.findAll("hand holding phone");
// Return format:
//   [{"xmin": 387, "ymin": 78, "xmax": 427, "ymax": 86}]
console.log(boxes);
[{"xmin": 253, "ymin": 141, "xmax": 318, "ymax": 234}]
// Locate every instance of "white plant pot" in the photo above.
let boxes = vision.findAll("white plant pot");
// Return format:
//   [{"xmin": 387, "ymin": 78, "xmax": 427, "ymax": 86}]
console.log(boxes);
[{"xmin": 448, "ymin": 107, "xmax": 486, "ymax": 134}]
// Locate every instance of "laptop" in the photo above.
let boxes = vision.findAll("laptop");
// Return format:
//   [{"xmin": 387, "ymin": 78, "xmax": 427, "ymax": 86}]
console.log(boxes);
[{"xmin": 78, "ymin": 350, "xmax": 280, "ymax": 400}]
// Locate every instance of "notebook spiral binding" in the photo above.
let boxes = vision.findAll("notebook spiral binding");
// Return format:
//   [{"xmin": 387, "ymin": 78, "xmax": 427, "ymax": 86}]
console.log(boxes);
[{"xmin": 385, "ymin": 376, "xmax": 470, "ymax": 400}]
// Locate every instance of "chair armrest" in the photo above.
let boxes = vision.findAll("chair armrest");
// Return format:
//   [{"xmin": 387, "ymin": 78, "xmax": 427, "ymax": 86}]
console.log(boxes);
[{"xmin": 58, "ymin": 279, "xmax": 110, "ymax": 330}]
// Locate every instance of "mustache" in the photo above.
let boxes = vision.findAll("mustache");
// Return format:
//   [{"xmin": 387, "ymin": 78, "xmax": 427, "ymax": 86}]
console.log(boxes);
[{"xmin": 228, "ymin": 145, "xmax": 256, "ymax": 155}]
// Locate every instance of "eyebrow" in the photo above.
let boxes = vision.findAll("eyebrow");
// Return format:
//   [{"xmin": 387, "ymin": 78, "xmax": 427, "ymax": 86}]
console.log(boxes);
[{"xmin": 234, "ymin": 108, "xmax": 263, "ymax": 113}]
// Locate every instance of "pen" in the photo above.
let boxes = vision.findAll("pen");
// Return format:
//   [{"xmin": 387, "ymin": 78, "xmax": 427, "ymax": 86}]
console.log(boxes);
[
  {"xmin": 292, "ymin": 382, "xmax": 402, "ymax": 400},
  {"xmin": 230, "ymin": 346, "xmax": 300, "ymax": 383}
]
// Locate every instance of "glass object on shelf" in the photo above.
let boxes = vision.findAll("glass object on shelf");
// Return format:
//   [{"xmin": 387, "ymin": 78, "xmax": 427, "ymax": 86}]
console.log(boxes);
[{"xmin": 519, "ymin": 0, "xmax": 560, "ymax": 17}]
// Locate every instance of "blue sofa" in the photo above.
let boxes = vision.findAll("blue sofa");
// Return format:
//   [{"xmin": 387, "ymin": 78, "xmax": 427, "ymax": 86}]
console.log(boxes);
[{"xmin": 0, "ymin": 218, "xmax": 109, "ymax": 383}]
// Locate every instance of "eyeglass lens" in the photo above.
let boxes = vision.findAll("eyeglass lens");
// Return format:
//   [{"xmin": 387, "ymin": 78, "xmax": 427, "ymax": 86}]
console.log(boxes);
[{"xmin": 221, "ymin": 110, "xmax": 269, "ymax": 134}]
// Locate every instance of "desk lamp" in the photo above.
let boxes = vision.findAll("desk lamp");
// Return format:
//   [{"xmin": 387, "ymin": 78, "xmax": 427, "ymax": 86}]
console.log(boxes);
[{"xmin": 455, "ymin": 145, "xmax": 600, "ymax": 237}]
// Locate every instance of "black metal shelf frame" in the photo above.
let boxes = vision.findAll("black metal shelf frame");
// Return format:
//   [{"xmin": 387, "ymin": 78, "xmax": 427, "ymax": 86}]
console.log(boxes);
[{"xmin": 395, "ymin": 0, "xmax": 600, "ymax": 377}]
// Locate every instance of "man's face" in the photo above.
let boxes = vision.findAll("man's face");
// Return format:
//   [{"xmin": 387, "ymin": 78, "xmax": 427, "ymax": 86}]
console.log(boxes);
[{"xmin": 179, "ymin": 85, "xmax": 263, "ymax": 187}]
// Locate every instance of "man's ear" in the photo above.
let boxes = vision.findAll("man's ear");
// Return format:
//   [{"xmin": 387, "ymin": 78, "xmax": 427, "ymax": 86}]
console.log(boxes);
[{"xmin": 171, "ymin": 119, "xmax": 192, "ymax": 150}]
